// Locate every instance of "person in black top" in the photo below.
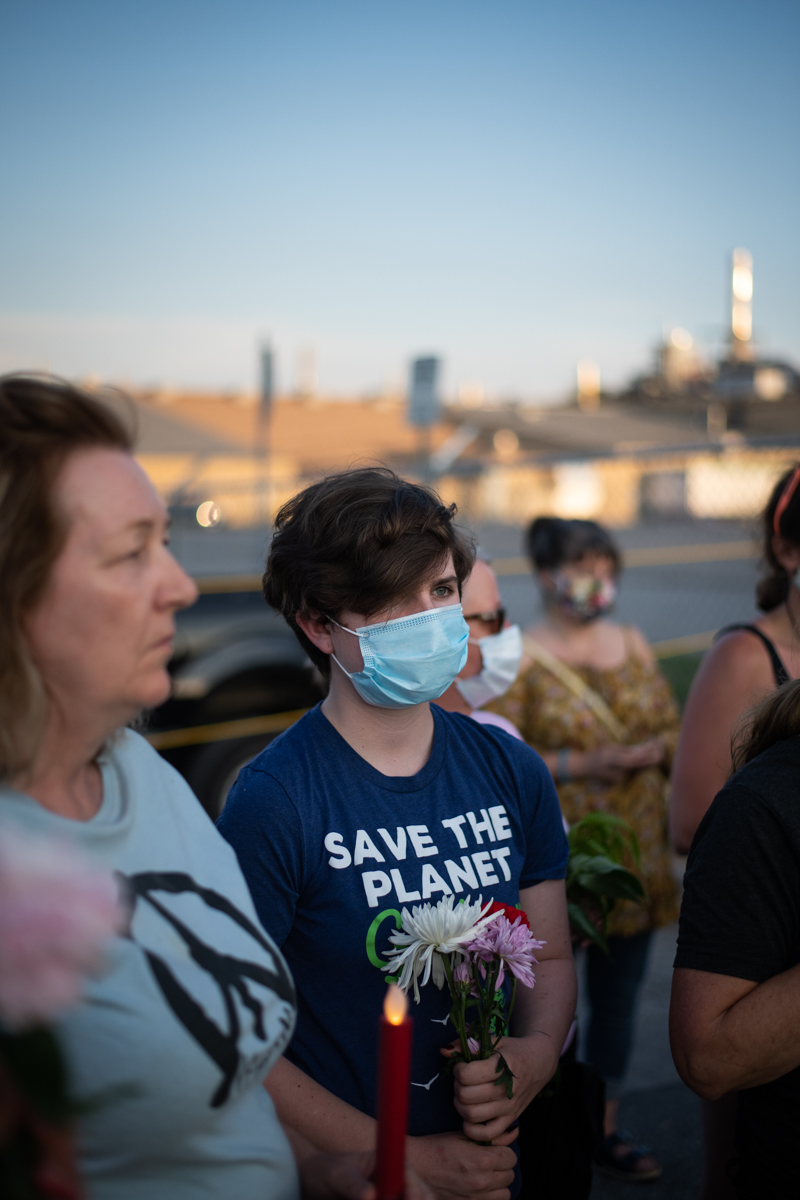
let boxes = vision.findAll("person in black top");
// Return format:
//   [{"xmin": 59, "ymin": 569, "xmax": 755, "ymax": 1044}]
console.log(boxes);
[
  {"xmin": 670, "ymin": 678, "xmax": 800, "ymax": 1199},
  {"xmin": 669, "ymin": 466, "xmax": 800, "ymax": 1200}
]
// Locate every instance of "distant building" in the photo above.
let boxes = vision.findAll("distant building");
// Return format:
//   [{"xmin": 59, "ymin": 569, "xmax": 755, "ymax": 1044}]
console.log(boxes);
[{"xmin": 623, "ymin": 250, "xmax": 799, "ymax": 428}]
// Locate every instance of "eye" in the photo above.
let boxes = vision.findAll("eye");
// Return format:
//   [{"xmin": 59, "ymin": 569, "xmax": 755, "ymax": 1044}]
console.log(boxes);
[
  {"xmin": 122, "ymin": 539, "xmax": 150, "ymax": 562},
  {"xmin": 433, "ymin": 584, "xmax": 454, "ymax": 599}
]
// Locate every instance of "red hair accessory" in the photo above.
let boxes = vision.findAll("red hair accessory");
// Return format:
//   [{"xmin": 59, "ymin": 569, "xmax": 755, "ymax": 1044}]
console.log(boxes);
[{"xmin": 773, "ymin": 465, "xmax": 800, "ymax": 537}]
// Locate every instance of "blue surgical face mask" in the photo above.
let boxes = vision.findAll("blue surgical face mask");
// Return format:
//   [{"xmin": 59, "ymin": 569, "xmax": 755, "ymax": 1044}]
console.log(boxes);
[{"xmin": 329, "ymin": 603, "xmax": 469, "ymax": 709}]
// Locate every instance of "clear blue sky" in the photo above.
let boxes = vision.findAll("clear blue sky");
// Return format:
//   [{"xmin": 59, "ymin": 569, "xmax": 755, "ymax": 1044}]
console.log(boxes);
[{"xmin": 0, "ymin": 0, "xmax": 797, "ymax": 397}]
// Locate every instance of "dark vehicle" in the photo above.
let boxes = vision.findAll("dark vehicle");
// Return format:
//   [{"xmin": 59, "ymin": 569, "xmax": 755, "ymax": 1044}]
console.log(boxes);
[{"xmin": 145, "ymin": 576, "xmax": 324, "ymax": 819}]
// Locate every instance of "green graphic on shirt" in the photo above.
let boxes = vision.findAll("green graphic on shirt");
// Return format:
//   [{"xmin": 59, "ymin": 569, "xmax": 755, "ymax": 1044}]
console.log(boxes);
[{"xmin": 366, "ymin": 907, "xmax": 402, "ymax": 983}]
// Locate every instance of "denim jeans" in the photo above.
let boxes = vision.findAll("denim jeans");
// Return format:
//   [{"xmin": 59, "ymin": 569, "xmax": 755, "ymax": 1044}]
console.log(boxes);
[{"xmin": 585, "ymin": 929, "xmax": 652, "ymax": 1101}]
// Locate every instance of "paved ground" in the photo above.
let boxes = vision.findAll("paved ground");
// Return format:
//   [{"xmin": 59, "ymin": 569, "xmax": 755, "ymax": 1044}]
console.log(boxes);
[
  {"xmin": 576, "ymin": 923, "xmax": 703, "ymax": 1198},
  {"xmin": 591, "ymin": 1081, "xmax": 703, "ymax": 1200},
  {"xmin": 172, "ymin": 516, "xmax": 762, "ymax": 646}
]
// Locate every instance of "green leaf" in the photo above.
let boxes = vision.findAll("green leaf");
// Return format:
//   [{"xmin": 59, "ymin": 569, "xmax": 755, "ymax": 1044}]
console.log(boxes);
[
  {"xmin": 568, "ymin": 853, "xmax": 646, "ymax": 902},
  {"xmin": 567, "ymin": 902, "xmax": 609, "ymax": 954},
  {"xmin": 494, "ymin": 1053, "xmax": 516, "ymax": 1100},
  {"xmin": 572, "ymin": 863, "xmax": 646, "ymax": 902},
  {"xmin": 567, "ymin": 813, "xmax": 641, "ymax": 868}
]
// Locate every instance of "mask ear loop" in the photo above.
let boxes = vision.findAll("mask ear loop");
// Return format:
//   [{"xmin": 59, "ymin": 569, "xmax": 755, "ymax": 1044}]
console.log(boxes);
[
  {"xmin": 773, "ymin": 465, "xmax": 800, "ymax": 537},
  {"xmin": 325, "ymin": 616, "xmax": 362, "ymax": 682},
  {"xmin": 327, "ymin": 616, "xmax": 360, "ymax": 636}
]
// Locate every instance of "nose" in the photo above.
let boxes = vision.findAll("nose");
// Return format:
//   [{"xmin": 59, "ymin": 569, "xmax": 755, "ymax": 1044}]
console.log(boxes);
[
  {"xmin": 175, "ymin": 563, "xmax": 199, "ymax": 610},
  {"xmin": 161, "ymin": 548, "xmax": 199, "ymax": 611}
]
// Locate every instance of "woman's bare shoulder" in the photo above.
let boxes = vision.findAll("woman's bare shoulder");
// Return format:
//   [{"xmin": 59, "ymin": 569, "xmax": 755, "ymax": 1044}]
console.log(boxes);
[
  {"xmin": 709, "ymin": 625, "xmax": 774, "ymax": 665},
  {"xmin": 693, "ymin": 627, "xmax": 776, "ymax": 694},
  {"xmin": 621, "ymin": 624, "xmax": 655, "ymax": 665}
]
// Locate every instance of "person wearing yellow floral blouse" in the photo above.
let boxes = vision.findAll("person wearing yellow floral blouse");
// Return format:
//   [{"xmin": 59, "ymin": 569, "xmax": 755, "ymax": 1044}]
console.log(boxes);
[{"xmin": 488, "ymin": 516, "xmax": 680, "ymax": 1184}]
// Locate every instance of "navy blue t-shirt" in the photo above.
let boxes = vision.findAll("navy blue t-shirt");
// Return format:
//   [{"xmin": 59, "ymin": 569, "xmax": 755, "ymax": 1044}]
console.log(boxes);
[{"xmin": 217, "ymin": 703, "xmax": 567, "ymax": 1138}]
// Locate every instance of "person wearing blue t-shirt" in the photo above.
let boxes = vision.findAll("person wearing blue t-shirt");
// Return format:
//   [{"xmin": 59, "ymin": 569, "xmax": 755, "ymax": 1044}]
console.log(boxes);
[{"xmin": 218, "ymin": 468, "xmax": 576, "ymax": 1200}]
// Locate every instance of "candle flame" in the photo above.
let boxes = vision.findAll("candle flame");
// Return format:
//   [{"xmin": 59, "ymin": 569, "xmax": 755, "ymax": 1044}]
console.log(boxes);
[{"xmin": 383, "ymin": 983, "xmax": 408, "ymax": 1025}]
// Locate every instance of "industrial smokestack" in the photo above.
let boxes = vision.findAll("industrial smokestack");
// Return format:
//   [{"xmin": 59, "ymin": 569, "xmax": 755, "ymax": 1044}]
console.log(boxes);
[{"xmin": 730, "ymin": 248, "xmax": 754, "ymax": 361}]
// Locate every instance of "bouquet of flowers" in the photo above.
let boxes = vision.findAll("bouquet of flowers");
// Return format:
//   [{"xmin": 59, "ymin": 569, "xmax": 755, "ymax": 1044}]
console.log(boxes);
[
  {"xmin": 565, "ymin": 812, "xmax": 646, "ymax": 953},
  {"xmin": 0, "ymin": 827, "xmax": 121, "ymax": 1200},
  {"xmin": 384, "ymin": 895, "xmax": 543, "ymax": 1099}
]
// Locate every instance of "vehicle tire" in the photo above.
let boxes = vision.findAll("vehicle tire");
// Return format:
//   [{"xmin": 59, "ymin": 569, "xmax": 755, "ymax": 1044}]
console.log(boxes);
[{"xmin": 182, "ymin": 733, "xmax": 279, "ymax": 821}]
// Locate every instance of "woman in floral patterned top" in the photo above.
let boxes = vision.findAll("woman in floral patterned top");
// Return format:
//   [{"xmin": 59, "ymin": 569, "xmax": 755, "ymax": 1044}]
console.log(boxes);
[{"xmin": 489, "ymin": 516, "xmax": 680, "ymax": 1183}]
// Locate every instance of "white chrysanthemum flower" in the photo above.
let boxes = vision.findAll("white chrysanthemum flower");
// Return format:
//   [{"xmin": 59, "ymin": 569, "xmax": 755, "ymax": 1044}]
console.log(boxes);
[{"xmin": 383, "ymin": 894, "xmax": 501, "ymax": 1003}]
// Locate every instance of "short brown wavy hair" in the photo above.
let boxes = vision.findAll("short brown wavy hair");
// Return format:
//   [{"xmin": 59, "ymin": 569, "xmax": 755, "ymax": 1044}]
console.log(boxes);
[
  {"xmin": 0, "ymin": 374, "xmax": 133, "ymax": 781},
  {"xmin": 264, "ymin": 467, "xmax": 475, "ymax": 676}
]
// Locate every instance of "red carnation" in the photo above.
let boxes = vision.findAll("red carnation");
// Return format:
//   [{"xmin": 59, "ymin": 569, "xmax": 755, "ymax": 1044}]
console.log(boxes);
[{"xmin": 487, "ymin": 900, "xmax": 530, "ymax": 928}]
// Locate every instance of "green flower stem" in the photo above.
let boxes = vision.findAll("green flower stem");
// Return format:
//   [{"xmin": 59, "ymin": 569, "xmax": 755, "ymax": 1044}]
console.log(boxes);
[
  {"xmin": 469, "ymin": 958, "xmax": 487, "ymax": 1045},
  {"xmin": 505, "ymin": 976, "xmax": 517, "ymax": 1031},
  {"xmin": 441, "ymin": 954, "xmax": 471, "ymax": 1060},
  {"xmin": 480, "ymin": 961, "xmax": 500, "ymax": 1057}
]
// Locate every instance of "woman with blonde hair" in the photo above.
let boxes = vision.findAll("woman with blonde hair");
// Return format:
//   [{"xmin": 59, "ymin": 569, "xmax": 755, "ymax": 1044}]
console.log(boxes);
[{"xmin": 0, "ymin": 373, "xmax": 423, "ymax": 1200}]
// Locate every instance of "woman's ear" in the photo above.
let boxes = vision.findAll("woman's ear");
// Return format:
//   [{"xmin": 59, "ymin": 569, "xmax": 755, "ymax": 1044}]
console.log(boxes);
[
  {"xmin": 295, "ymin": 611, "xmax": 335, "ymax": 655},
  {"xmin": 771, "ymin": 536, "xmax": 800, "ymax": 576}
]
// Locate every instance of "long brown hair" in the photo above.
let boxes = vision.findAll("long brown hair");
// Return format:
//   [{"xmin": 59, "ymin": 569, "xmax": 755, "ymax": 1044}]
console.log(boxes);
[
  {"xmin": 731, "ymin": 677, "xmax": 800, "ymax": 772},
  {"xmin": 756, "ymin": 464, "xmax": 800, "ymax": 611},
  {"xmin": 0, "ymin": 374, "xmax": 133, "ymax": 781}
]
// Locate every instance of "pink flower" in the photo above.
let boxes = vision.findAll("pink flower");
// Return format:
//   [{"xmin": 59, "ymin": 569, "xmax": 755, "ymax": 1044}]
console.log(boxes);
[
  {"xmin": 466, "ymin": 1037, "xmax": 480, "ymax": 1055},
  {"xmin": 453, "ymin": 957, "xmax": 481, "ymax": 997},
  {"xmin": 0, "ymin": 827, "xmax": 122, "ymax": 1029},
  {"xmin": 469, "ymin": 914, "xmax": 546, "ymax": 990}
]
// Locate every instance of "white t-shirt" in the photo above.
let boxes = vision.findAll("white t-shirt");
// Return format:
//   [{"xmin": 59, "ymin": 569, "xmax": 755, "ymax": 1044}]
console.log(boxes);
[{"xmin": 0, "ymin": 730, "xmax": 298, "ymax": 1200}]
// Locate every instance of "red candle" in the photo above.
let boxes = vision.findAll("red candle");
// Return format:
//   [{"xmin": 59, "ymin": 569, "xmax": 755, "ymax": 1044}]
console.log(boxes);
[{"xmin": 375, "ymin": 983, "xmax": 413, "ymax": 1200}]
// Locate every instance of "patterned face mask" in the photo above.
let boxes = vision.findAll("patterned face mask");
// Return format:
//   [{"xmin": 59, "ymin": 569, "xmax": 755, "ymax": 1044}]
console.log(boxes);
[{"xmin": 551, "ymin": 572, "xmax": 616, "ymax": 622}]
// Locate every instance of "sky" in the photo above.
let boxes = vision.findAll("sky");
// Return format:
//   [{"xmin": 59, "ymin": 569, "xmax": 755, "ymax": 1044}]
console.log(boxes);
[{"xmin": 0, "ymin": 0, "xmax": 798, "ymax": 400}]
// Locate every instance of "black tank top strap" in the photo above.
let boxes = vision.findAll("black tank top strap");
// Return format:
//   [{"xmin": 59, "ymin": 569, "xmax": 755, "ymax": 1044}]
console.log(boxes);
[{"xmin": 715, "ymin": 624, "xmax": 790, "ymax": 688}]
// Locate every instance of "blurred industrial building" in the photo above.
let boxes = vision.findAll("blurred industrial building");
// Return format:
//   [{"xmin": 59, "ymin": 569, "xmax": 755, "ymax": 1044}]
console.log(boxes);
[{"xmin": 98, "ymin": 249, "xmax": 798, "ymax": 536}]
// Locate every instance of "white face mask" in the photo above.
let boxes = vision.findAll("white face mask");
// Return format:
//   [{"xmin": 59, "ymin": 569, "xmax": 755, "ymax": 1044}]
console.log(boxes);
[{"xmin": 455, "ymin": 624, "xmax": 523, "ymax": 709}]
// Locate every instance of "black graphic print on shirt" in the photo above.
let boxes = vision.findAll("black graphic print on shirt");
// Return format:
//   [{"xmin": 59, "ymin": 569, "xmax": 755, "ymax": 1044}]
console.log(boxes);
[{"xmin": 119, "ymin": 871, "xmax": 296, "ymax": 1107}]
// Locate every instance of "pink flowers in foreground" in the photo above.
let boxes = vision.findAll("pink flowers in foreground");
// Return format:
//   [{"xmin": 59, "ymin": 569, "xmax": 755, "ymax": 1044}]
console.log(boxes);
[
  {"xmin": 0, "ymin": 827, "xmax": 121, "ymax": 1029},
  {"xmin": 470, "ymin": 911, "xmax": 545, "ymax": 990}
]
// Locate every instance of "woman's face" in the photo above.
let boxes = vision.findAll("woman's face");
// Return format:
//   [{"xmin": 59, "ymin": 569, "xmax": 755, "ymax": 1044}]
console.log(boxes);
[
  {"xmin": 25, "ymin": 448, "xmax": 198, "ymax": 731},
  {"xmin": 539, "ymin": 551, "xmax": 617, "ymax": 623},
  {"xmin": 459, "ymin": 559, "xmax": 504, "ymax": 679}
]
